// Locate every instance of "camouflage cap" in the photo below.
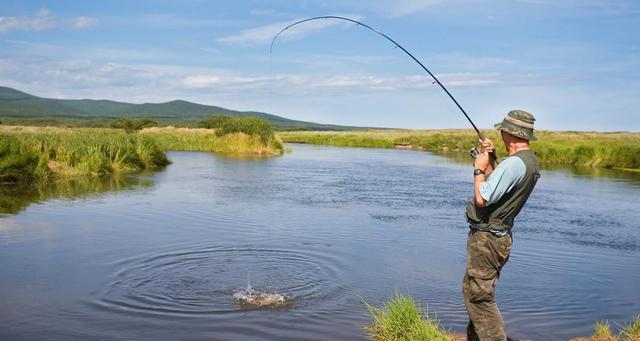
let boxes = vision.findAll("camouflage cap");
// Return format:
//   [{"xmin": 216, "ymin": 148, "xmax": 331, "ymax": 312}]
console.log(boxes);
[{"xmin": 494, "ymin": 110, "xmax": 537, "ymax": 141}]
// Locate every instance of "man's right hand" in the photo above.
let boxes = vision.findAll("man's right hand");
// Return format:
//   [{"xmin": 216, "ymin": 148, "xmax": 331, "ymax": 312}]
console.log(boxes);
[{"xmin": 479, "ymin": 138, "xmax": 495, "ymax": 154}]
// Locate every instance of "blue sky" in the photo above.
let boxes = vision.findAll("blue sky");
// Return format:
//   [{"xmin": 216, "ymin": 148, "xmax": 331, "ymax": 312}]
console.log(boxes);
[{"xmin": 1, "ymin": 1, "xmax": 638, "ymax": 131}]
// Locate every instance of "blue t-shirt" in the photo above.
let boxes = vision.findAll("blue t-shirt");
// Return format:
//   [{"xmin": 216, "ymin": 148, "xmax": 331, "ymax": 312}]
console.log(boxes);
[{"xmin": 479, "ymin": 156, "xmax": 526, "ymax": 205}]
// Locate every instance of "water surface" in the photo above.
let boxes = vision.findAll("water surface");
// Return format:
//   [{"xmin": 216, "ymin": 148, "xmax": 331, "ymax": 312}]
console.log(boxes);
[{"xmin": 1, "ymin": 144, "xmax": 639, "ymax": 340}]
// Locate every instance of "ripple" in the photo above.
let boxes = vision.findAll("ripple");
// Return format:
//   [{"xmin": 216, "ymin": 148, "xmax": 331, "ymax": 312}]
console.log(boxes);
[{"xmin": 88, "ymin": 245, "xmax": 345, "ymax": 316}]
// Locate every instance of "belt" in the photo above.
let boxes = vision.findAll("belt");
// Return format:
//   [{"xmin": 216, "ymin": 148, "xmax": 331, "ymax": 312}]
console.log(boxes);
[{"xmin": 469, "ymin": 224, "xmax": 511, "ymax": 237}]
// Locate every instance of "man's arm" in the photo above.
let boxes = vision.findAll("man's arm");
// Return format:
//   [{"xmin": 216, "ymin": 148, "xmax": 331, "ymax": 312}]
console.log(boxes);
[
  {"xmin": 473, "ymin": 151, "xmax": 491, "ymax": 208},
  {"xmin": 474, "ymin": 156, "xmax": 527, "ymax": 208}
]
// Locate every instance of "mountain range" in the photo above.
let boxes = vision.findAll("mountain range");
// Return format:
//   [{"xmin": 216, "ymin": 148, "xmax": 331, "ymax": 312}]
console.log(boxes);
[{"xmin": 0, "ymin": 86, "xmax": 361, "ymax": 130}]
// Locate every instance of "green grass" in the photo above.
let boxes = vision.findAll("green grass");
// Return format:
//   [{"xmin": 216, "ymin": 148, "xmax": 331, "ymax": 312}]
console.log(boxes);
[
  {"xmin": 0, "ymin": 126, "xmax": 169, "ymax": 181},
  {"xmin": 620, "ymin": 314, "xmax": 640, "ymax": 340},
  {"xmin": 363, "ymin": 293, "xmax": 451, "ymax": 341},
  {"xmin": 141, "ymin": 127, "xmax": 283, "ymax": 155},
  {"xmin": 279, "ymin": 129, "xmax": 640, "ymax": 170},
  {"xmin": 594, "ymin": 321, "xmax": 615, "ymax": 341},
  {"xmin": 198, "ymin": 115, "xmax": 276, "ymax": 144},
  {"xmin": 591, "ymin": 315, "xmax": 640, "ymax": 341}
]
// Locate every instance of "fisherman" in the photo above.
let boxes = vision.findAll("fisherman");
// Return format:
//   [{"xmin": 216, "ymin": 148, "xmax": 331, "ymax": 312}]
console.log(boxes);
[{"xmin": 463, "ymin": 110, "xmax": 540, "ymax": 341}]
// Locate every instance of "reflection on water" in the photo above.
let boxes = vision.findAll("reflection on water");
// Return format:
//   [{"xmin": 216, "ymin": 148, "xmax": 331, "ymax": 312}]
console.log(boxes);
[
  {"xmin": 0, "ymin": 174, "xmax": 153, "ymax": 215},
  {"xmin": 0, "ymin": 146, "xmax": 638, "ymax": 341}
]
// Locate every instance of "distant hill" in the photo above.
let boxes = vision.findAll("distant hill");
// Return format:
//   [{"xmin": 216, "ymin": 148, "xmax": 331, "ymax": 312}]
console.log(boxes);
[{"xmin": 0, "ymin": 86, "xmax": 363, "ymax": 130}]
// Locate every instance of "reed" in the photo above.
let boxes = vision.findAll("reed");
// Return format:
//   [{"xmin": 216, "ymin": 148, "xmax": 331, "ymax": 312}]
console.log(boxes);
[
  {"xmin": 279, "ymin": 129, "xmax": 640, "ymax": 170},
  {"xmin": 0, "ymin": 126, "xmax": 169, "ymax": 181},
  {"xmin": 363, "ymin": 293, "xmax": 451, "ymax": 341}
]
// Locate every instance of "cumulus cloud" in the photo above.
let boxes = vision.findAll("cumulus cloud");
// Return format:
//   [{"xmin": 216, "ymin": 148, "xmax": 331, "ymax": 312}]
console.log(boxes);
[
  {"xmin": 0, "ymin": 9, "xmax": 98, "ymax": 34},
  {"xmin": 217, "ymin": 14, "xmax": 364, "ymax": 45}
]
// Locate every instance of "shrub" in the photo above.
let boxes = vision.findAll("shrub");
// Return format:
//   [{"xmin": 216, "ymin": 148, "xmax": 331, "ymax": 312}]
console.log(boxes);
[
  {"xmin": 110, "ymin": 118, "xmax": 159, "ymax": 132},
  {"xmin": 198, "ymin": 115, "xmax": 275, "ymax": 143}
]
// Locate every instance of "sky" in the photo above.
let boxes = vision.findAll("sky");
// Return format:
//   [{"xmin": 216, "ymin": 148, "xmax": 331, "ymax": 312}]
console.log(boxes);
[{"xmin": 0, "ymin": 0, "xmax": 639, "ymax": 131}]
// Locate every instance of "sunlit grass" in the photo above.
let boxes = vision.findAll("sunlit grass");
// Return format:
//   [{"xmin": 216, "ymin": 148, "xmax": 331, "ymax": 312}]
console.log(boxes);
[
  {"xmin": 620, "ymin": 314, "xmax": 640, "ymax": 341},
  {"xmin": 1, "ymin": 126, "xmax": 169, "ymax": 181},
  {"xmin": 591, "ymin": 315, "xmax": 640, "ymax": 341},
  {"xmin": 363, "ymin": 293, "xmax": 451, "ymax": 341},
  {"xmin": 140, "ymin": 127, "xmax": 283, "ymax": 155},
  {"xmin": 594, "ymin": 321, "xmax": 615, "ymax": 341}
]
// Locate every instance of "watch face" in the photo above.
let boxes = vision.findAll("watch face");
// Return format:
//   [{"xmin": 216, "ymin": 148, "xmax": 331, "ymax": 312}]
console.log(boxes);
[{"xmin": 474, "ymin": 169, "xmax": 485, "ymax": 176}]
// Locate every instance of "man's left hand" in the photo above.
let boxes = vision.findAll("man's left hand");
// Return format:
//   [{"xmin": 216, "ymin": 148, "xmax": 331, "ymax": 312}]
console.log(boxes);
[{"xmin": 474, "ymin": 151, "xmax": 490, "ymax": 171}]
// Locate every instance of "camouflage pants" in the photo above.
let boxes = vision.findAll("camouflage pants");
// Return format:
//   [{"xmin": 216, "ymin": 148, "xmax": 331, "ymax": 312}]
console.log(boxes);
[{"xmin": 462, "ymin": 229, "xmax": 512, "ymax": 341}]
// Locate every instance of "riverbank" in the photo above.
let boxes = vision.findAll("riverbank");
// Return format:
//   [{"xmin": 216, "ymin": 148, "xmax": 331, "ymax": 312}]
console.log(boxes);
[
  {"xmin": 0, "ymin": 125, "xmax": 283, "ymax": 182},
  {"xmin": 365, "ymin": 294, "xmax": 640, "ymax": 341},
  {"xmin": 279, "ymin": 129, "xmax": 640, "ymax": 171}
]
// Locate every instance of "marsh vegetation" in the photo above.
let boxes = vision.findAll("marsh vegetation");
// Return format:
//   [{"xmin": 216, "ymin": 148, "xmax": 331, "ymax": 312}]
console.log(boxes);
[{"xmin": 0, "ymin": 118, "xmax": 283, "ymax": 183}]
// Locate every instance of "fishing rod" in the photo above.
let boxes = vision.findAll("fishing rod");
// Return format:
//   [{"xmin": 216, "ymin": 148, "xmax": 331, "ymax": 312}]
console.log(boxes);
[{"xmin": 270, "ymin": 16, "xmax": 491, "ymax": 150}]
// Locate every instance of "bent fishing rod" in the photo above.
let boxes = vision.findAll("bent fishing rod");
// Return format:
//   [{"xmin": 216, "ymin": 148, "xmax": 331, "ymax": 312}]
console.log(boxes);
[{"xmin": 270, "ymin": 16, "xmax": 492, "ymax": 152}]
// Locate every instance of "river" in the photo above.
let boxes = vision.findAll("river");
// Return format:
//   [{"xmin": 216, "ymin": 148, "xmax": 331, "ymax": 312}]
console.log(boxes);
[{"xmin": 1, "ymin": 144, "xmax": 639, "ymax": 340}]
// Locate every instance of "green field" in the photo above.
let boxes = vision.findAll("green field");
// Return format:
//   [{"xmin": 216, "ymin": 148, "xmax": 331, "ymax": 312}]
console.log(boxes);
[{"xmin": 279, "ymin": 130, "xmax": 640, "ymax": 170}]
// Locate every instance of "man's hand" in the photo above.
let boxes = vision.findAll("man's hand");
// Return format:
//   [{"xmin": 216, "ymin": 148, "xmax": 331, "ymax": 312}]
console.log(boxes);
[
  {"xmin": 480, "ymin": 138, "xmax": 495, "ymax": 154},
  {"xmin": 474, "ymin": 151, "xmax": 491, "ymax": 171}
]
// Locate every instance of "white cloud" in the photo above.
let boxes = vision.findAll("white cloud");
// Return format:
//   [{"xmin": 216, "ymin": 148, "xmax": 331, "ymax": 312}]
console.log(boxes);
[
  {"xmin": 384, "ymin": 0, "xmax": 443, "ymax": 17},
  {"xmin": 71, "ymin": 16, "xmax": 99, "ymax": 29},
  {"xmin": 0, "ymin": 9, "xmax": 98, "ymax": 34},
  {"xmin": 217, "ymin": 14, "xmax": 364, "ymax": 45}
]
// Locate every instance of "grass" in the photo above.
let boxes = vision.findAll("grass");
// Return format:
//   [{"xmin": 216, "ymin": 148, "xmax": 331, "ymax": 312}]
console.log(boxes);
[
  {"xmin": 0, "ymin": 125, "xmax": 283, "ymax": 183},
  {"xmin": 279, "ymin": 129, "xmax": 640, "ymax": 170},
  {"xmin": 0, "ymin": 126, "xmax": 170, "ymax": 181},
  {"xmin": 363, "ymin": 293, "xmax": 451, "ymax": 341},
  {"xmin": 594, "ymin": 321, "xmax": 615, "ymax": 341},
  {"xmin": 592, "ymin": 315, "xmax": 640, "ymax": 341},
  {"xmin": 619, "ymin": 314, "xmax": 640, "ymax": 340},
  {"xmin": 140, "ymin": 126, "xmax": 284, "ymax": 155}
]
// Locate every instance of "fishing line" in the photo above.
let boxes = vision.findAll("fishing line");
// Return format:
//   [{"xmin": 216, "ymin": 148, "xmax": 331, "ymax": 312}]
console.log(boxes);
[{"xmin": 269, "ymin": 15, "xmax": 488, "ymax": 141}]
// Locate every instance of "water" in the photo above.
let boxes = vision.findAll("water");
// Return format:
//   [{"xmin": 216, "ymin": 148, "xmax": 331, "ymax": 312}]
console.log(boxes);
[{"xmin": 1, "ymin": 144, "xmax": 638, "ymax": 341}]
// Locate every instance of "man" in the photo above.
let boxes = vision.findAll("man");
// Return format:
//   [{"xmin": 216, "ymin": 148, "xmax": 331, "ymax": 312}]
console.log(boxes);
[{"xmin": 462, "ymin": 110, "xmax": 540, "ymax": 341}]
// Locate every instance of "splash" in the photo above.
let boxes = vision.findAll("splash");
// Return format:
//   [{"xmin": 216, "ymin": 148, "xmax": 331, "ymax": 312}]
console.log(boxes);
[{"xmin": 233, "ymin": 277, "xmax": 287, "ymax": 308}]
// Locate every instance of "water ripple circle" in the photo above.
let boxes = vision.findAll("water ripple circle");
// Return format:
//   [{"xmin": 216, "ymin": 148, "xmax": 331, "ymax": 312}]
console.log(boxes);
[{"xmin": 88, "ymin": 245, "xmax": 345, "ymax": 316}]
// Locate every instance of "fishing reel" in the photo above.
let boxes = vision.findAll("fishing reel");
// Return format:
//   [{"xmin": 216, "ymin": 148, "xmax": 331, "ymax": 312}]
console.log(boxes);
[{"xmin": 469, "ymin": 147, "xmax": 480, "ymax": 159}]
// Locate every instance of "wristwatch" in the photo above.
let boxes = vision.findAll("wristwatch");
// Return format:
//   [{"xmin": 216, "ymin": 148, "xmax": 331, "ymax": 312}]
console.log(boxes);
[{"xmin": 474, "ymin": 168, "xmax": 486, "ymax": 176}]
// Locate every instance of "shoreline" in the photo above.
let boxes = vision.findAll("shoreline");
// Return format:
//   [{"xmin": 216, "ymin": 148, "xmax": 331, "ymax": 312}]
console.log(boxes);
[{"xmin": 278, "ymin": 129, "xmax": 640, "ymax": 172}]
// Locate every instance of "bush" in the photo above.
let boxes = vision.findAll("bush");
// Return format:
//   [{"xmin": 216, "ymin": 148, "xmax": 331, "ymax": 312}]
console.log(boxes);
[
  {"xmin": 198, "ymin": 115, "xmax": 275, "ymax": 143},
  {"xmin": 110, "ymin": 118, "xmax": 159, "ymax": 132}
]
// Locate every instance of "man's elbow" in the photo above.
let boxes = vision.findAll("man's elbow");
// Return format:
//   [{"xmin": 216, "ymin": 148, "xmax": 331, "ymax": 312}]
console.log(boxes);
[{"xmin": 475, "ymin": 197, "xmax": 487, "ymax": 208}]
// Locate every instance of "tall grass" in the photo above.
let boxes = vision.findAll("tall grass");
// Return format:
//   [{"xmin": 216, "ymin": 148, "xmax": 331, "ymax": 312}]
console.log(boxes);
[
  {"xmin": 279, "ymin": 129, "xmax": 640, "ymax": 170},
  {"xmin": 141, "ymin": 127, "xmax": 283, "ymax": 155},
  {"xmin": 198, "ymin": 115, "xmax": 277, "ymax": 144},
  {"xmin": 0, "ymin": 126, "xmax": 169, "ymax": 181},
  {"xmin": 0, "ymin": 135, "xmax": 39, "ymax": 182},
  {"xmin": 619, "ymin": 314, "xmax": 640, "ymax": 341},
  {"xmin": 591, "ymin": 315, "xmax": 640, "ymax": 341},
  {"xmin": 363, "ymin": 293, "xmax": 451, "ymax": 341}
]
